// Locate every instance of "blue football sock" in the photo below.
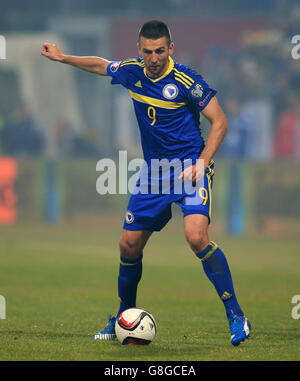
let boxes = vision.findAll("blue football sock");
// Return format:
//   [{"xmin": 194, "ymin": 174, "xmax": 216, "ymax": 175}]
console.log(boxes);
[
  {"xmin": 196, "ymin": 242, "xmax": 244, "ymax": 319},
  {"xmin": 117, "ymin": 254, "xmax": 143, "ymax": 317}
]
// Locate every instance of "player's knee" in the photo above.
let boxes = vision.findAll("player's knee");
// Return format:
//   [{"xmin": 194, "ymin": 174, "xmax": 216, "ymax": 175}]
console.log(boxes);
[
  {"xmin": 185, "ymin": 229, "xmax": 209, "ymax": 253},
  {"xmin": 119, "ymin": 235, "xmax": 141, "ymax": 259}
]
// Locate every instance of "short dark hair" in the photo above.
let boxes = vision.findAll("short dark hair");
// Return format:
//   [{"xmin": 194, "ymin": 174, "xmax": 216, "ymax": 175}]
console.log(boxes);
[{"xmin": 138, "ymin": 20, "xmax": 172, "ymax": 45}]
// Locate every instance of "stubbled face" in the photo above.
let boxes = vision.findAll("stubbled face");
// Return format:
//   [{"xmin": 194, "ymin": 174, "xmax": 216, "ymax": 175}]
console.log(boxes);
[{"xmin": 138, "ymin": 36, "xmax": 174, "ymax": 78}]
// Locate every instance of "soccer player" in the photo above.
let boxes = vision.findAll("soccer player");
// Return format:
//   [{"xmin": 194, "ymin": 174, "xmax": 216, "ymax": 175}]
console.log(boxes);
[{"xmin": 41, "ymin": 20, "xmax": 251, "ymax": 346}]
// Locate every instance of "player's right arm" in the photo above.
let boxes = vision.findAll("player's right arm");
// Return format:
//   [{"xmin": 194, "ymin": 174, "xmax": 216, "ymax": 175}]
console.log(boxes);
[{"xmin": 41, "ymin": 43, "xmax": 110, "ymax": 76}]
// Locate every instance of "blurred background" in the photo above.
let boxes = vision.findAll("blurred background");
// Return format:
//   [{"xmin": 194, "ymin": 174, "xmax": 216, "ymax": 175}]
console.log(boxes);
[{"xmin": 0, "ymin": 0, "xmax": 299, "ymax": 237}]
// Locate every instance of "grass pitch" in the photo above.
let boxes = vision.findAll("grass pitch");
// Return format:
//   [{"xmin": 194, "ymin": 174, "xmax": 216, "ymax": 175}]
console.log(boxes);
[{"xmin": 0, "ymin": 215, "xmax": 300, "ymax": 361}]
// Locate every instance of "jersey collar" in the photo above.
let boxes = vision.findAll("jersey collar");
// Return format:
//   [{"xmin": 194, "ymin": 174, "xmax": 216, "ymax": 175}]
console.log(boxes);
[{"xmin": 143, "ymin": 56, "xmax": 174, "ymax": 82}]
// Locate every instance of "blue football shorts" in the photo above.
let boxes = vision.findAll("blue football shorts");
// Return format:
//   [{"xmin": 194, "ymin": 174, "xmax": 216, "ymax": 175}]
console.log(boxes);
[{"xmin": 123, "ymin": 161, "xmax": 215, "ymax": 231}]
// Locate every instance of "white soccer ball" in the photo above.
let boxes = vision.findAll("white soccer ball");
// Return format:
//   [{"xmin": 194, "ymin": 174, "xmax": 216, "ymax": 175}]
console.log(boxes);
[{"xmin": 115, "ymin": 308, "xmax": 157, "ymax": 345}]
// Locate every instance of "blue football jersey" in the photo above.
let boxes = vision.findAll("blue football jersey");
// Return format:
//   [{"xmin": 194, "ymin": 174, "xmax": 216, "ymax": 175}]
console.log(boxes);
[{"xmin": 107, "ymin": 56, "xmax": 217, "ymax": 164}]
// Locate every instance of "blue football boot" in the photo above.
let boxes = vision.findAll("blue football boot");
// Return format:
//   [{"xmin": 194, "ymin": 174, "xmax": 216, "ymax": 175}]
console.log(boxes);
[
  {"xmin": 229, "ymin": 314, "xmax": 251, "ymax": 346},
  {"xmin": 93, "ymin": 315, "xmax": 116, "ymax": 340}
]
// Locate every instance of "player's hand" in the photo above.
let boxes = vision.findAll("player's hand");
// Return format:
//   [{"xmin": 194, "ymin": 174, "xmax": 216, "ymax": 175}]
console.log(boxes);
[
  {"xmin": 41, "ymin": 43, "xmax": 64, "ymax": 62},
  {"xmin": 178, "ymin": 160, "xmax": 205, "ymax": 183}
]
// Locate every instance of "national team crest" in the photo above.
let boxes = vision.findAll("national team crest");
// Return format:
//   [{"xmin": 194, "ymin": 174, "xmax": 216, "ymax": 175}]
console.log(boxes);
[
  {"xmin": 125, "ymin": 211, "xmax": 134, "ymax": 224},
  {"xmin": 162, "ymin": 84, "xmax": 178, "ymax": 100}
]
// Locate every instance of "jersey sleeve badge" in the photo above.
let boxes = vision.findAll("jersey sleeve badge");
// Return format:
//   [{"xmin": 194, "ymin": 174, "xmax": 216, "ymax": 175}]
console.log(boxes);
[
  {"xmin": 190, "ymin": 83, "xmax": 204, "ymax": 98},
  {"xmin": 188, "ymin": 79, "xmax": 217, "ymax": 111},
  {"xmin": 110, "ymin": 61, "xmax": 121, "ymax": 72}
]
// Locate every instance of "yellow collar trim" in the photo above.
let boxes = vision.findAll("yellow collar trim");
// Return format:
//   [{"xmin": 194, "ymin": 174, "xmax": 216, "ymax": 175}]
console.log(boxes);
[{"xmin": 143, "ymin": 56, "xmax": 174, "ymax": 82}]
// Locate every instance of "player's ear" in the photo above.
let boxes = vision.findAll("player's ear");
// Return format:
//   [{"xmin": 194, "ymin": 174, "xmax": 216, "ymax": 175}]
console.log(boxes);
[
  {"xmin": 168, "ymin": 42, "xmax": 174, "ymax": 55},
  {"xmin": 137, "ymin": 41, "xmax": 142, "ymax": 55}
]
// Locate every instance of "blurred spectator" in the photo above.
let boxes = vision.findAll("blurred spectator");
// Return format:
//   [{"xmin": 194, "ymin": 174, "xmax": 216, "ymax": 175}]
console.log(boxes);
[
  {"xmin": 55, "ymin": 118, "xmax": 100, "ymax": 158},
  {"xmin": 220, "ymin": 97, "xmax": 253, "ymax": 159},
  {"xmin": 55, "ymin": 118, "xmax": 76, "ymax": 157},
  {"xmin": 199, "ymin": 6, "xmax": 299, "ymax": 163},
  {"xmin": 72, "ymin": 128, "xmax": 100, "ymax": 157},
  {"xmin": 273, "ymin": 95, "xmax": 300, "ymax": 160},
  {"xmin": 1, "ymin": 105, "xmax": 45, "ymax": 156}
]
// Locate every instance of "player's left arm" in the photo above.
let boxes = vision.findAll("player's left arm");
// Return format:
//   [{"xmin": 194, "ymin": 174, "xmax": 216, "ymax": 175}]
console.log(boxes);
[
  {"xmin": 198, "ymin": 96, "xmax": 228, "ymax": 169},
  {"xmin": 179, "ymin": 96, "xmax": 228, "ymax": 182}
]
